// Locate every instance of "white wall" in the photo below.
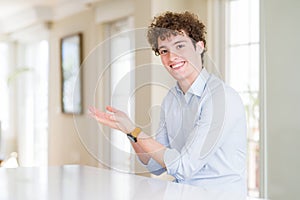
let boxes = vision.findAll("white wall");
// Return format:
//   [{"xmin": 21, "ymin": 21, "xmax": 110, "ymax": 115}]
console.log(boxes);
[
  {"xmin": 262, "ymin": 0, "xmax": 300, "ymax": 199},
  {"xmin": 48, "ymin": 9, "xmax": 100, "ymax": 166}
]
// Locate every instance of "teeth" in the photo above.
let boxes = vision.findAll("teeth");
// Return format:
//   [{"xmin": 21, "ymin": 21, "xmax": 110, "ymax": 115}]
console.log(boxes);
[{"xmin": 171, "ymin": 62, "xmax": 184, "ymax": 69}]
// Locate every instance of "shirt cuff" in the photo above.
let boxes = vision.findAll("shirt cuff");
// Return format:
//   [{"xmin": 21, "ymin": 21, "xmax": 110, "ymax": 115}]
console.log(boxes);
[
  {"xmin": 164, "ymin": 148, "xmax": 181, "ymax": 177},
  {"xmin": 145, "ymin": 158, "xmax": 166, "ymax": 176}
]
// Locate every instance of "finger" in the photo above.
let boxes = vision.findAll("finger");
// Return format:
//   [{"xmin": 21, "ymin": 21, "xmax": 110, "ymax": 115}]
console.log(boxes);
[
  {"xmin": 89, "ymin": 106, "xmax": 121, "ymax": 130},
  {"xmin": 109, "ymin": 114, "xmax": 116, "ymax": 121},
  {"xmin": 88, "ymin": 106, "xmax": 100, "ymax": 117},
  {"xmin": 88, "ymin": 106, "xmax": 98, "ymax": 115},
  {"xmin": 106, "ymin": 105, "xmax": 118, "ymax": 113},
  {"xmin": 95, "ymin": 116, "xmax": 119, "ymax": 129},
  {"xmin": 88, "ymin": 111, "xmax": 96, "ymax": 119},
  {"xmin": 96, "ymin": 111, "xmax": 114, "ymax": 120},
  {"xmin": 89, "ymin": 107, "xmax": 114, "ymax": 121}
]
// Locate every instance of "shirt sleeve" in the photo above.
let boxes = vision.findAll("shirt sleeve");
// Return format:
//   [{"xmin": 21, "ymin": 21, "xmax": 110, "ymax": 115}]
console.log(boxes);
[
  {"xmin": 143, "ymin": 99, "xmax": 170, "ymax": 175},
  {"xmin": 163, "ymin": 97, "xmax": 214, "ymax": 180},
  {"xmin": 163, "ymin": 81, "xmax": 245, "ymax": 181}
]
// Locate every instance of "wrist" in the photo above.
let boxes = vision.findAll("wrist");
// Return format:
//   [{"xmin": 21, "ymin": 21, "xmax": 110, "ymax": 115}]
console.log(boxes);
[
  {"xmin": 137, "ymin": 131, "xmax": 149, "ymax": 139},
  {"xmin": 127, "ymin": 127, "xmax": 142, "ymax": 143}
]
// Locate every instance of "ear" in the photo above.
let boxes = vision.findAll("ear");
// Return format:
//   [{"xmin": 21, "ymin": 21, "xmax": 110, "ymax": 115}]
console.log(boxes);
[{"xmin": 196, "ymin": 41, "xmax": 205, "ymax": 53}]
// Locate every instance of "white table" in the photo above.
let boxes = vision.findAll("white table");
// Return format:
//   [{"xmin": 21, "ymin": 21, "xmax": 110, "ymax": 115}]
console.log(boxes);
[{"xmin": 0, "ymin": 165, "xmax": 265, "ymax": 200}]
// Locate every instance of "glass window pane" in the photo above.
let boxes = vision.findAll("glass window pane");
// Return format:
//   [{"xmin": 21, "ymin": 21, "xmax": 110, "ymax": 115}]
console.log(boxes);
[
  {"xmin": 226, "ymin": 0, "xmax": 260, "ymax": 197},
  {"xmin": 228, "ymin": 44, "xmax": 259, "ymax": 92},
  {"xmin": 249, "ymin": 44, "xmax": 260, "ymax": 91},
  {"xmin": 229, "ymin": 0, "xmax": 250, "ymax": 45},
  {"xmin": 108, "ymin": 17, "xmax": 134, "ymax": 173},
  {"xmin": 240, "ymin": 92, "xmax": 260, "ymax": 141},
  {"xmin": 16, "ymin": 41, "xmax": 49, "ymax": 166},
  {"xmin": 248, "ymin": 140, "xmax": 260, "ymax": 197},
  {"xmin": 250, "ymin": 0, "xmax": 260, "ymax": 43},
  {"xmin": 228, "ymin": 45, "xmax": 250, "ymax": 91},
  {"xmin": 0, "ymin": 43, "xmax": 10, "ymax": 157}
]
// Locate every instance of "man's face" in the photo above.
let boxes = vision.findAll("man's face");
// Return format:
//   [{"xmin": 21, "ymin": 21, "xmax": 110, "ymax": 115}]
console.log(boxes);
[{"xmin": 157, "ymin": 31, "xmax": 203, "ymax": 84}]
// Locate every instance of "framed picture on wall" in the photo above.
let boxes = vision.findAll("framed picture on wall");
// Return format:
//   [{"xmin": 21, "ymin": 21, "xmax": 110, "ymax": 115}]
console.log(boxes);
[{"xmin": 60, "ymin": 33, "xmax": 83, "ymax": 114}]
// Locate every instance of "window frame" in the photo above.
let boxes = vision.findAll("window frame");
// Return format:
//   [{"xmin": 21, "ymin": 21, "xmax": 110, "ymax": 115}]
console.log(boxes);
[{"xmin": 207, "ymin": 0, "xmax": 266, "ymax": 197}]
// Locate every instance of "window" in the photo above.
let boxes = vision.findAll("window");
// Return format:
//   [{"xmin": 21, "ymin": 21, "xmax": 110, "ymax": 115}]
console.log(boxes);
[
  {"xmin": 225, "ymin": 0, "xmax": 260, "ymax": 197},
  {"xmin": 0, "ymin": 40, "xmax": 48, "ymax": 166},
  {"xmin": 16, "ymin": 41, "xmax": 49, "ymax": 166},
  {"xmin": 0, "ymin": 43, "xmax": 10, "ymax": 158},
  {"xmin": 106, "ymin": 17, "xmax": 135, "ymax": 172},
  {"xmin": 103, "ymin": 16, "xmax": 135, "ymax": 200}
]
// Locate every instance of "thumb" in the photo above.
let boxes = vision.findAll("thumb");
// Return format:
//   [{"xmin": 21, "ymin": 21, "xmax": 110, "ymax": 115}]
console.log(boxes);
[{"xmin": 106, "ymin": 105, "xmax": 118, "ymax": 113}]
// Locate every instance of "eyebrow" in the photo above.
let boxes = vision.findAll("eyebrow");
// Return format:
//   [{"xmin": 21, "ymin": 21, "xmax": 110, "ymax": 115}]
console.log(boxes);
[{"xmin": 158, "ymin": 40, "xmax": 188, "ymax": 50}]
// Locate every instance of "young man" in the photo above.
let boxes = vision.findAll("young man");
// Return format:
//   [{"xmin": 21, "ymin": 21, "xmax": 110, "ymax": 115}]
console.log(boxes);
[{"xmin": 89, "ymin": 11, "xmax": 247, "ymax": 191}]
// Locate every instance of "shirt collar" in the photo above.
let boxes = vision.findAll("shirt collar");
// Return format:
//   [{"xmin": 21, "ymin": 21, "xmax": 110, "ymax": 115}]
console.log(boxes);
[{"xmin": 175, "ymin": 68, "xmax": 210, "ymax": 98}]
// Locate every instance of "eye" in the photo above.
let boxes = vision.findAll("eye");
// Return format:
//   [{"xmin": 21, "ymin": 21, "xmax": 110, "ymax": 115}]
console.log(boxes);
[
  {"xmin": 159, "ymin": 49, "xmax": 168, "ymax": 55},
  {"xmin": 176, "ymin": 44, "xmax": 185, "ymax": 49}
]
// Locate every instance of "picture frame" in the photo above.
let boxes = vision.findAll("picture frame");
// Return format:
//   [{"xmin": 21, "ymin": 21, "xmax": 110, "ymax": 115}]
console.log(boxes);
[{"xmin": 60, "ymin": 33, "xmax": 83, "ymax": 114}]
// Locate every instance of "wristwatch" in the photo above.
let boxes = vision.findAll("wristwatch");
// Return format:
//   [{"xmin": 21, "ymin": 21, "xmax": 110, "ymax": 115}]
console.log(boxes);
[{"xmin": 127, "ymin": 127, "xmax": 141, "ymax": 143}]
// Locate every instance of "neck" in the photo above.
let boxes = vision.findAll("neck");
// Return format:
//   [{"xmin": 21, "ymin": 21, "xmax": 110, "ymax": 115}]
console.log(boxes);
[
  {"xmin": 178, "ymin": 69, "xmax": 201, "ymax": 94},
  {"xmin": 178, "ymin": 81, "xmax": 191, "ymax": 94}
]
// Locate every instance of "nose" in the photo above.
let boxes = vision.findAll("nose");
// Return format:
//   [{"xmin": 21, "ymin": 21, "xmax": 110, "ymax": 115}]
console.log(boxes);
[{"xmin": 168, "ymin": 51, "xmax": 179, "ymax": 61}]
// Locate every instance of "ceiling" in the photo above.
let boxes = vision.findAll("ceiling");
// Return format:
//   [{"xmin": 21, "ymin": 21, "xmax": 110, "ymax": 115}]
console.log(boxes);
[
  {"xmin": 0, "ymin": 0, "xmax": 103, "ymax": 36},
  {"xmin": 0, "ymin": 0, "xmax": 65, "ymax": 19}
]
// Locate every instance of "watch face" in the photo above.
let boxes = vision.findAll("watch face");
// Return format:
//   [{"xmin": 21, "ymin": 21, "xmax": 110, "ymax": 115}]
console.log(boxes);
[{"xmin": 127, "ymin": 134, "xmax": 137, "ymax": 143}]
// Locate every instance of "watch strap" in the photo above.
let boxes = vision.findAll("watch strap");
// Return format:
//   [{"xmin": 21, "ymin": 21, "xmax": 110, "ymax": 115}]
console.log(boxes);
[
  {"xmin": 127, "ymin": 134, "xmax": 137, "ymax": 143},
  {"xmin": 126, "ymin": 127, "xmax": 141, "ymax": 143},
  {"xmin": 130, "ymin": 127, "xmax": 141, "ymax": 138}
]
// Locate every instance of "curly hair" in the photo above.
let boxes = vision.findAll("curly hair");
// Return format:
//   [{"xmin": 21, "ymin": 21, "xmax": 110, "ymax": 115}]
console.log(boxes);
[{"xmin": 147, "ymin": 11, "xmax": 207, "ymax": 59}]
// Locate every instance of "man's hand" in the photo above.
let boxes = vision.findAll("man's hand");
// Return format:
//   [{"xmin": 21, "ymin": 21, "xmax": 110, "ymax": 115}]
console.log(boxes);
[{"xmin": 89, "ymin": 106, "xmax": 135, "ymax": 134}]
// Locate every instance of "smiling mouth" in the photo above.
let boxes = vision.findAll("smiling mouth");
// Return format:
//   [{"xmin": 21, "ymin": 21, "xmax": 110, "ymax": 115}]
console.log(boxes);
[{"xmin": 170, "ymin": 61, "xmax": 185, "ymax": 69}]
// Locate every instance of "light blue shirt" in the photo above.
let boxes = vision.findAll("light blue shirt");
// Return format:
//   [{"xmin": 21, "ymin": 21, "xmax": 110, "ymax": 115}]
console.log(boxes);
[{"xmin": 145, "ymin": 68, "xmax": 247, "ymax": 191}]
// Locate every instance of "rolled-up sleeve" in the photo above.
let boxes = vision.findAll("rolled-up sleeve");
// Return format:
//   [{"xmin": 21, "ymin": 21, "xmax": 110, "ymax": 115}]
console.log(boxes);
[
  {"xmin": 164, "ymin": 148, "xmax": 181, "ymax": 176},
  {"xmin": 146, "ymin": 158, "xmax": 166, "ymax": 175},
  {"xmin": 163, "ymin": 122, "xmax": 212, "ymax": 181}
]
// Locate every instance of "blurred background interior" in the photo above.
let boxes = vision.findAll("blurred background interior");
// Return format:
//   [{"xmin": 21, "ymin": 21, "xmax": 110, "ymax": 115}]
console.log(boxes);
[{"xmin": 0, "ymin": 0, "xmax": 299, "ymax": 199}]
